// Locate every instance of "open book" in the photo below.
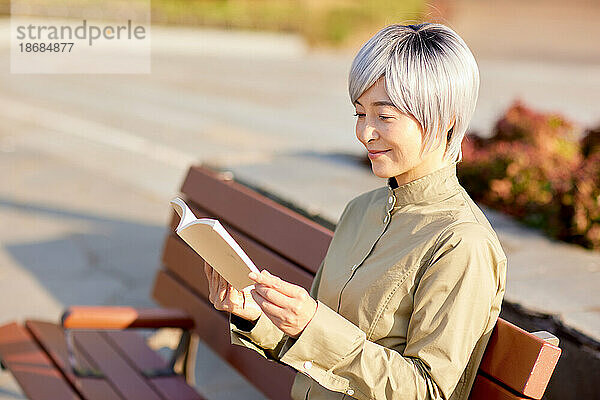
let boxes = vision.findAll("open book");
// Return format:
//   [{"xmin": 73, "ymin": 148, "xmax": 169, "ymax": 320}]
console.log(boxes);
[{"xmin": 170, "ymin": 197, "xmax": 260, "ymax": 291}]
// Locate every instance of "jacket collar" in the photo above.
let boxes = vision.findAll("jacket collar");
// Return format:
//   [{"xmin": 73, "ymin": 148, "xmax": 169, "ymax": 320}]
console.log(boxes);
[{"xmin": 386, "ymin": 161, "xmax": 460, "ymax": 207}]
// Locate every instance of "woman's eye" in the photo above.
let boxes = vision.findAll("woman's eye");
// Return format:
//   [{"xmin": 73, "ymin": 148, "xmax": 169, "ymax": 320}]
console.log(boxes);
[{"xmin": 353, "ymin": 113, "xmax": 393, "ymax": 120}]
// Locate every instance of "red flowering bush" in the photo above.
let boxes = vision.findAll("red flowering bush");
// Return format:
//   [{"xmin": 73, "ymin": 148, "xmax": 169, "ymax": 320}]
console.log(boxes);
[
  {"xmin": 459, "ymin": 100, "xmax": 600, "ymax": 250},
  {"xmin": 572, "ymin": 151, "xmax": 600, "ymax": 247}
]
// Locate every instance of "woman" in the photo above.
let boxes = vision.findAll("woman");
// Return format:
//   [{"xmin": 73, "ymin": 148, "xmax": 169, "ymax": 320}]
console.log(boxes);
[{"xmin": 204, "ymin": 22, "xmax": 507, "ymax": 400}]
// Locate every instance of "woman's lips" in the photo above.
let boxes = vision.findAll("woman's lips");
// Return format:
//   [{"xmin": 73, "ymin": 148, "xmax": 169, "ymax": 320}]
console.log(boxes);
[{"xmin": 368, "ymin": 149, "xmax": 390, "ymax": 159}]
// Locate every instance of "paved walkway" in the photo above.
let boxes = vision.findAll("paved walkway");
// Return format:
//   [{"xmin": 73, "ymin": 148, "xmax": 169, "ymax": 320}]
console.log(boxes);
[{"xmin": 0, "ymin": 17, "xmax": 598, "ymax": 400}]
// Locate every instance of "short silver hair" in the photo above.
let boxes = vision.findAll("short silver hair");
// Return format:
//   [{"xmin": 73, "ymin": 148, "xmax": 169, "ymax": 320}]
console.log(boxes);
[{"xmin": 348, "ymin": 22, "xmax": 480, "ymax": 163}]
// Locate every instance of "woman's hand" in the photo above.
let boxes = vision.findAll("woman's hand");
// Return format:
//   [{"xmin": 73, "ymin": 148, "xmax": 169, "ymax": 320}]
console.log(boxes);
[
  {"xmin": 203, "ymin": 263, "xmax": 262, "ymax": 322},
  {"xmin": 248, "ymin": 270, "xmax": 317, "ymax": 338}
]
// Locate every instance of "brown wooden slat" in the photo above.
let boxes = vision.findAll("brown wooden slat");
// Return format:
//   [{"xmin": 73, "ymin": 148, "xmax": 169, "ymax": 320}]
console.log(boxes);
[
  {"xmin": 153, "ymin": 269, "xmax": 295, "ymax": 400},
  {"xmin": 159, "ymin": 232, "xmax": 314, "ymax": 306},
  {"xmin": 469, "ymin": 374, "xmax": 527, "ymax": 400},
  {"xmin": 25, "ymin": 320, "xmax": 123, "ymax": 400},
  {"xmin": 159, "ymin": 234, "xmax": 207, "ymax": 296},
  {"xmin": 479, "ymin": 318, "xmax": 561, "ymax": 399},
  {"xmin": 0, "ymin": 322, "xmax": 81, "ymax": 400},
  {"xmin": 72, "ymin": 331, "xmax": 164, "ymax": 400},
  {"xmin": 150, "ymin": 376, "xmax": 206, "ymax": 400},
  {"xmin": 101, "ymin": 331, "xmax": 168, "ymax": 373},
  {"xmin": 103, "ymin": 331, "xmax": 204, "ymax": 400},
  {"xmin": 180, "ymin": 165, "xmax": 333, "ymax": 273}
]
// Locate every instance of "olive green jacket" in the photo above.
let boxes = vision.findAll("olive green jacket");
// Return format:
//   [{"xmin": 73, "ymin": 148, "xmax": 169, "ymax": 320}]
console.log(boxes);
[{"xmin": 229, "ymin": 162, "xmax": 507, "ymax": 400}]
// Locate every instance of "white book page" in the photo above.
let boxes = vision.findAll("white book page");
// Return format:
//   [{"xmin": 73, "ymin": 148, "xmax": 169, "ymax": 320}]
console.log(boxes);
[
  {"xmin": 169, "ymin": 196, "xmax": 261, "ymax": 290},
  {"xmin": 170, "ymin": 197, "xmax": 198, "ymax": 231},
  {"xmin": 212, "ymin": 220, "xmax": 259, "ymax": 274}
]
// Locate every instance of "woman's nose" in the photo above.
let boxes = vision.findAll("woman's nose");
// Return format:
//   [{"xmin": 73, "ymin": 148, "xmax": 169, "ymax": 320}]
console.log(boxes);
[{"xmin": 357, "ymin": 122, "xmax": 378, "ymax": 145}]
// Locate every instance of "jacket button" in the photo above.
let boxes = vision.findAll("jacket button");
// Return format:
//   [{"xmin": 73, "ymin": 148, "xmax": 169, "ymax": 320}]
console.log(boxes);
[
  {"xmin": 346, "ymin": 388, "xmax": 355, "ymax": 396},
  {"xmin": 303, "ymin": 361, "xmax": 312, "ymax": 370}
]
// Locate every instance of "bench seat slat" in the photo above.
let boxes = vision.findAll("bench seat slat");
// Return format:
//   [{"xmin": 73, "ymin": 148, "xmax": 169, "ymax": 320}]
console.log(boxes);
[
  {"xmin": 479, "ymin": 319, "xmax": 561, "ymax": 399},
  {"xmin": 150, "ymin": 376, "xmax": 207, "ymax": 400},
  {"xmin": 153, "ymin": 269, "xmax": 295, "ymax": 400},
  {"xmin": 71, "ymin": 331, "xmax": 165, "ymax": 400},
  {"xmin": 0, "ymin": 322, "xmax": 81, "ymax": 400},
  {"xmin": 181, "ymin": 166, "xmax": 332, "ymax": 273},
  {"xmin": 103, "ymin": 331, "xmax": 205, "ymax": 400},
  {"xmin": 25, "ymin": 320, "xmax": 123, "ymax": 400}
]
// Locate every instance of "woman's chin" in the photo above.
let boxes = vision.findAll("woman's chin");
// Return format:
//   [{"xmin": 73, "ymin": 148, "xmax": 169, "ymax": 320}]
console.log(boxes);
[{"xmin": 370, "ymin": 164, "xmax": 393, "ymax": 179}]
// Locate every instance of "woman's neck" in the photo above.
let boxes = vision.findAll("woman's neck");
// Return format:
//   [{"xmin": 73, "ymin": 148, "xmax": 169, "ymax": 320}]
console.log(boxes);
[{"xmin": 393, "ymin": 156, "xmax": 451, "ymax": 187}]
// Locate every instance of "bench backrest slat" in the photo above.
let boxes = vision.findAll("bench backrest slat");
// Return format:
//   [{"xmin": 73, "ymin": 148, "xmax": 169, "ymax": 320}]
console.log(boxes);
[
  {"xmin": 153, "ymin": 165, "xmax": 561, "ymax": 400},
  {"xmin": 470, "ymin": 374, "xmax": 527, "ymax": 400},
  {"xmin": 475, "ymin": 319, "xmax": 561, "ymax": 399},
  {"xmin": 180, "ymin": 166, "xmax": 332, "ymax": 274}
]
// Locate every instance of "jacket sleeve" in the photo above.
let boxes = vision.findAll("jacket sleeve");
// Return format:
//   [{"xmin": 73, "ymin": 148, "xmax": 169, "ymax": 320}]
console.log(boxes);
[
  {"xmin": 276, "ymin": 222, "xmax": 507, "ymax": 400},
  {"xmin": 228, "ymin": 201, "xmax": 349, "ymax": 360}
]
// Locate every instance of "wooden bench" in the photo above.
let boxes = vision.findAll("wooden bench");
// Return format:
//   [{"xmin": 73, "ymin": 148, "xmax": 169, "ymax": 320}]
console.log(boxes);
[{"xmin": 0, "ymin": 164, "xmax": 562, "ymax": 400}]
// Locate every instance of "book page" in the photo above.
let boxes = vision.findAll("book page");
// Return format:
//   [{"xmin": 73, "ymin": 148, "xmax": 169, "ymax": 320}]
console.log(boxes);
[
  {"xmin": 178, "ymin": 223, "xmax": 257, "ymax": 290},
  {"xmin": 170, "ymin": 197, "xmax": 260, "ymax": 290},
  {"xmin": 170, "ymin": 197, "xmax": 197, "ymax": 231}
]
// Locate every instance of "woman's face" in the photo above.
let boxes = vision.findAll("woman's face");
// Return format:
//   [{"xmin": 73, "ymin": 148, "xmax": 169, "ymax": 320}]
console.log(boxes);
[{"xmin": 354, "ymin": 76, "xmax": 447, "ymax": 186}]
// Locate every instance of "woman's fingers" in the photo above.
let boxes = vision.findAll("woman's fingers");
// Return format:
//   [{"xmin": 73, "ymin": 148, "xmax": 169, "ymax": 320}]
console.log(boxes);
[
  {"xmin": 253, "ymin": 283, "xmax": 295, "ymax": 309},
  {"xmin": 251, "ymin": 288, "xmax": 285, "ymax": 319},
  {"xmin": 221, "ymin": 283, "xmax": 232, "ymax": 310},
  {"xmin": 210, "ymin": 265, "xmax": 220, "ymax": 304},
  {"xmin": 203, "ymin": 262, "xmax": 210, "ymax": 281},
  {"xmin": 249, "ymin": 270, "xmax": 307, "ymax": 299},
  {"xmin": 218, "ymin": 274, "xmax": 228, "ymax": 303},
  {"xmin": 204, "ymin": 264, "xmax": 213, "ymax": 300},
  {"xmin": 248, "ymin": 270, "xmax": 317, "ymax": 338},
  {"xmin": 206, "ymin": 265, "xmax": 236, "ymax": 308},
  {"xmin": 205, "ymin": 264, "xmax": 257, "ymax": 318}
]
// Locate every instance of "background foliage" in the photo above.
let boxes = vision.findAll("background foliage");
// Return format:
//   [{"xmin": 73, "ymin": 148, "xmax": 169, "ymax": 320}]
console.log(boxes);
[
  {"xmin": 146, "ymin": 0, "xmax": 423, "ymax": 47},
  {"xmin": 459, "ymin": 101, "xmax": 600, "ymax": 251}
]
